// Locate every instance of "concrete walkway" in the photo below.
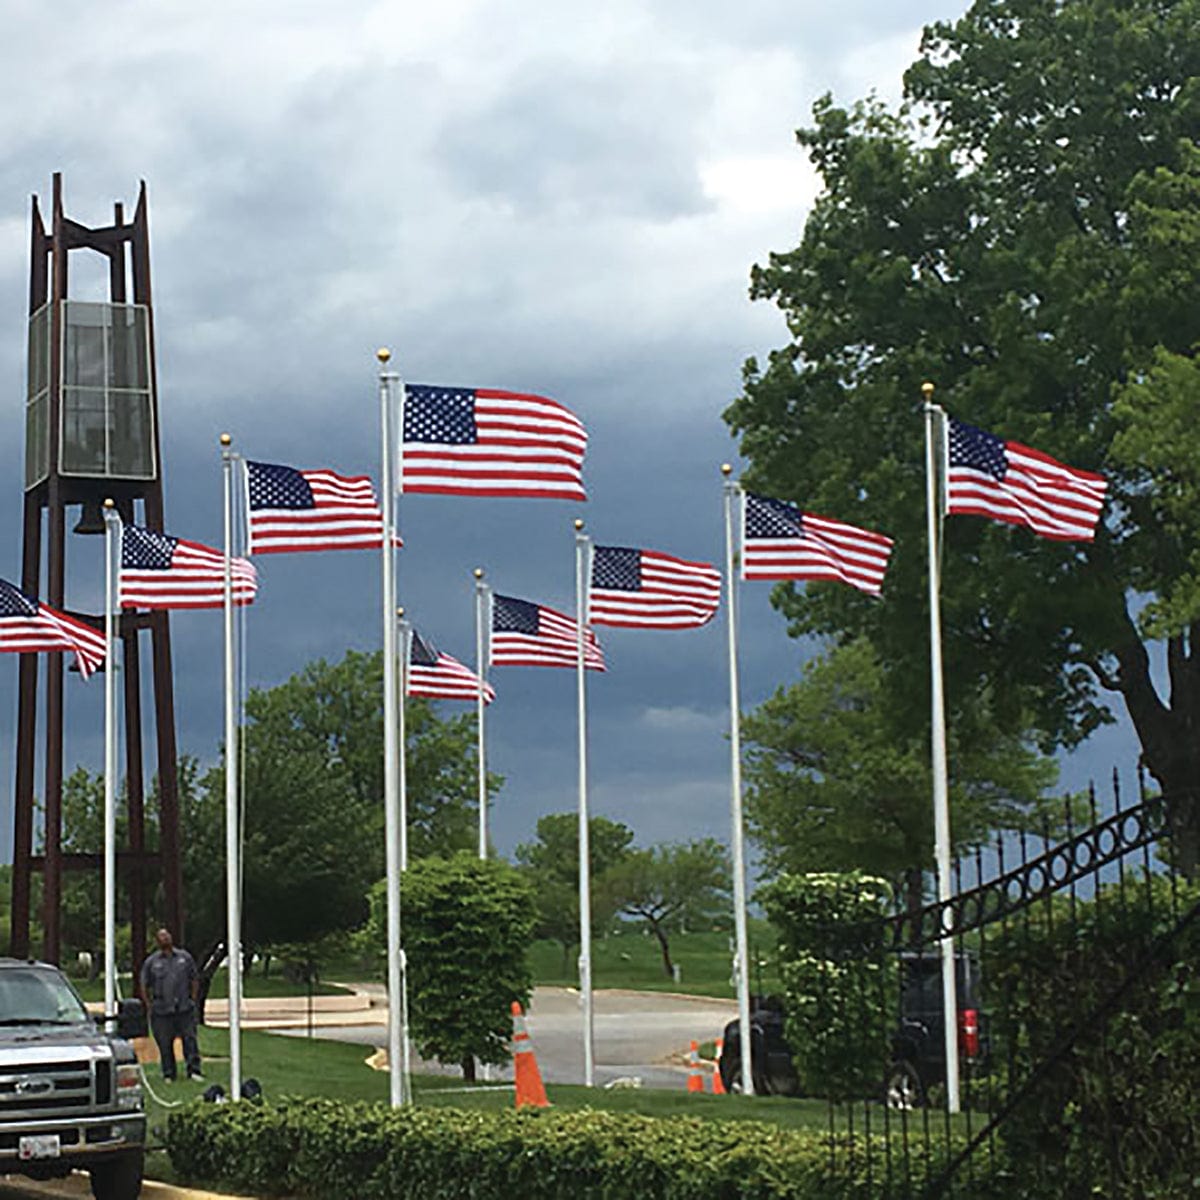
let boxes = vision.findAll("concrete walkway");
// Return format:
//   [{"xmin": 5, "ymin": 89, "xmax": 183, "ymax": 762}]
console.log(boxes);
[{"xmin": 204, "ymin": 988, "xmax": 382, "ymax": 1031}]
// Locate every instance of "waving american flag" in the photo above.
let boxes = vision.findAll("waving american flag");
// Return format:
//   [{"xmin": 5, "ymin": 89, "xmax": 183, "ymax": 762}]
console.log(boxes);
[
  {"xmin": 402, "ymin": 385, "xmax": 587, "ymax": 501},
  {"xmin": 407, "ymin": 629, "xmax": 495, "ymax": 704},
  {"xmin": 945, "ymin": 417, "xmax": 1107, "ymax": 542},
  {"xmin": 119, "ymin": 526, "xmax": 257, "ymax": 610},
  {"xmin": 490, "ymin": 594, "xmax": 605, "ymax": 671},
  {"xmin": 0, "ymin": 579, "xmax": 106, "ymax": 679},
  {"xmin": 246, "ymin": 461, "xmax": 386, "ymax": 554},
  {"xmin": 588, "ymin": 546, "xmax": 720, "ymax": 629},
  {"xmin": 742, "ymin": 493, "xmax": 893, "ymax": 597}
]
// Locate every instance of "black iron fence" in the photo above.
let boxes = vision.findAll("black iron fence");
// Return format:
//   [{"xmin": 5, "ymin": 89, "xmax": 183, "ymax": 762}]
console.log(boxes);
[{"xmin": 785, "ymin": 770, "xmax": 1200, "ymax": 1198}]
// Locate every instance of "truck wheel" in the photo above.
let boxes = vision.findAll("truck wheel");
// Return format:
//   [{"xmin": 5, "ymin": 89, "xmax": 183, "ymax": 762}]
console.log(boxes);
[{"xmin": 89, "ymin": 1149, "xmax": 144, "ymax": 1200}]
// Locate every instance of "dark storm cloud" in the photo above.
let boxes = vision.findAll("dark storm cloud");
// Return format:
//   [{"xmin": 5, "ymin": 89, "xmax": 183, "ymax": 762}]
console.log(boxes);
[{"xmin": 0, "ymin": 0, "xmax": 1134, "ymax": 869}]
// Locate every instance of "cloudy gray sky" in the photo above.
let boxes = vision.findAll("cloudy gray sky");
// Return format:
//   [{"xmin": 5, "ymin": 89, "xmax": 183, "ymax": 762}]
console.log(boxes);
[{"xmin": 0, "ymin": 0, "xmax": 1137, "ymax": 864}]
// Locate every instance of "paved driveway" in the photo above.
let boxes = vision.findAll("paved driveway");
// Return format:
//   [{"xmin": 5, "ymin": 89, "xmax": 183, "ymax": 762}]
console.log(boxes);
[{"xmin": 283, "ymin": 985, "xmax": 735, "ymax": 1089}]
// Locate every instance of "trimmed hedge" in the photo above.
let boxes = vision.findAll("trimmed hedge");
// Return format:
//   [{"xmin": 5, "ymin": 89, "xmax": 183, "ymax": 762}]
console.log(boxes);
[{"xmin": 167, "ymin": 1097, "xmax": 972, "ymax": 1199}]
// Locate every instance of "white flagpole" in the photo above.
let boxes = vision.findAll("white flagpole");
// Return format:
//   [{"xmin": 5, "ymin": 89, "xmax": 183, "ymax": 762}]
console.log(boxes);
[
  {"xmin": 378, "ymin": 349, "xmax": 405, "ymax": 1107},
  {"xmin": 922, "ymin": 381, "xmax": 961, "ymax": 1114},
  {"xmin": 574, "ymin": 518, "xmax": 595, "ymax": 1088},
  {"xmin": 474, "ymin": 568, "xmax": 489, "ymax": 860},
  {"xmin": 721, "ymin": 465, "xmax": 754, "ymax": 1096},
  {"xmin": 395, "ymin": 608, "xmax": 414, "ymax": 1102},
  {"xmin": 101, "ymin": 499, "xmax": 120, "ymax": 1031},
  {"xmin": 220, "ymin": 433, "xmax": 243, "ymax": 1100},
  {"xmin": 398, "ymin": 609, "xmax": 411, "ymax": 875}
]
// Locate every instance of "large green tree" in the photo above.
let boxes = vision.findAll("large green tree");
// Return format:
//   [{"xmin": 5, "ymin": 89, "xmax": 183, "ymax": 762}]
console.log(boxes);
[
  {"xmin": 725, "ymin": 0, "xmax": 1200, "ymax": 867},
  {"xmin": 182, "ymin": 650, "xmax": 492, "ymax": 1004},
  {"xmin": 237, "ymin": 649, "xmax": 492, "ymax": 868},
  {"xmin": 742, "ymin": 639, "xmax": 1059, "ymax": 912}
]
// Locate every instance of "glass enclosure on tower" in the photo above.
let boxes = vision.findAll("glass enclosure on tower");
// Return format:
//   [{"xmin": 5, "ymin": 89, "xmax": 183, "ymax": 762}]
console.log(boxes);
[{"xmin": 25, "ymin": 300, "xmax": 156, "ymax": 490}]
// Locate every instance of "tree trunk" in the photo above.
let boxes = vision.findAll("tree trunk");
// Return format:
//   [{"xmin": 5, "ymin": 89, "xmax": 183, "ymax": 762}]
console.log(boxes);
[
  {"xmin": 461, "ymin": 1054, "xmax": 477, "ymax": 1082},
  {"xmin": 1108, "ymin": 612, "xmax": 1200, "ymax": 878},
  {"xmin": 903, "ymin": 867, "xmax": 925, "ymax": 920},
  {"xmin": 650, "ymin": 921, "xmax": 674, "ymax": 979}
]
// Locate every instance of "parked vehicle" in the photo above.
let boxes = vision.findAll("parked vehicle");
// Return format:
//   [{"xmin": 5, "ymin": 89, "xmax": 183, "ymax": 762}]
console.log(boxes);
[
  {"xmin": 886, "ymin": 950, "xmax": 988, "ymax": 1108},
  {"xmin": 0, "ymin": 959, "xmax": 147, "ymax": 1199},
  {"xmin": 717, "ymin": 952, "xmax": 988, "ymax": 1105},
  {"xmin": 716, "ymin": 995, "xmax": 800, "ymax": 1096}
]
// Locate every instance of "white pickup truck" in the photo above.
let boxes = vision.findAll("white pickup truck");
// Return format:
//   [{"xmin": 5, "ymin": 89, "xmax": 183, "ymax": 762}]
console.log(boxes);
[{"xmin": 0, "ymin": 958, "xmax": 146, "ymax": 1199}]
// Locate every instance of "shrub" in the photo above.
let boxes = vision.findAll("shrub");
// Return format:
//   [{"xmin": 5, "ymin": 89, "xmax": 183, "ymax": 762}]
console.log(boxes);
[
  {"xmin": 167, "ymin": 1097, "xmax": 975, "ymax": 1199},
  {"xmin": 759, "ymin": 872, "xmax": 897, "ymax": 1100},
  {"xmin": 363, "ymin": 853, "xmax": 536, "ymax": 1077},
  {"xmin": 981, "ymin": 875, "xmax": 1200, "ymax": 1199}
]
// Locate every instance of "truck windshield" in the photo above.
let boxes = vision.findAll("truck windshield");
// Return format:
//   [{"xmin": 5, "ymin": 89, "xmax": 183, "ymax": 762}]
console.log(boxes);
[{"xmin": 0, "ymin": 967, "xmax": 90, "ymax": 1025}]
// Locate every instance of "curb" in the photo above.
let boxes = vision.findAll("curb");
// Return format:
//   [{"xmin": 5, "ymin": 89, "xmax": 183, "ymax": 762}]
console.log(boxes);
[{"xmin": 0, "ymin": 1171, "xmax": 257, "ymax": 1200}]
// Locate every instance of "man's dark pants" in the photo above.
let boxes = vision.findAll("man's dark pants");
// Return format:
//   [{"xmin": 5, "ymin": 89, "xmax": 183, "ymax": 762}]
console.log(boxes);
[{"xmin": 150, "ymin": 1007, "xmax": 201, "ymax": 1080}]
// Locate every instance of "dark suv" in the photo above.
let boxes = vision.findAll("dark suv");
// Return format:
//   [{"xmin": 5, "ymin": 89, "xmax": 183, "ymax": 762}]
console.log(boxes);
[
  {"xmin": 886, "ymin": 950, "xmax": 986, "ymax": 1107},
  {"xmin": 718, "ymin": 951, "xmax": 987, "ymax": 1105},
  {"xmin": 0, "ymin": 959, "xmax": 147, "ymax": 1198}
]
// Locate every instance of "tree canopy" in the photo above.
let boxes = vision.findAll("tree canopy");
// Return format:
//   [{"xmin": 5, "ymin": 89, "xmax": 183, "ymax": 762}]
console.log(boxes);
[
  {"xmin": 607, "ymin": 839, "xmax": 731, "ymax": 978},
  {"xmin": 742, "ymin": 639, "xmax": 1058, "ymax": 910},
  {"xmin": 515, "ymin": 813, "xmax": 635, "ymax": 967},
  {"xmin": 725, "ymin": 0, "xmax": 1200, "ymax": 865}
]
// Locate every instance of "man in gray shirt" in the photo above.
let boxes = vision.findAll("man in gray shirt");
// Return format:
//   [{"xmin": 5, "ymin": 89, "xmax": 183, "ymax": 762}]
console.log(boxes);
[{"xmin": 138, "ymin": 927, "xmax": 202, "ymax": 1081}]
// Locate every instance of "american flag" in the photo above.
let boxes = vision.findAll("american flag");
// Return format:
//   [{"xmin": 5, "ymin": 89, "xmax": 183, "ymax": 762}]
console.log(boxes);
[
  {"xmin": 402, "ymin": 385, "xmax": 587, "ymax": 501},
  {"xmin": 246, "ymin": 461, "xmax": 386, "ymax": 554},
  {"xmin": 407, "ymin": 629, "xmax": 495, "ymax": 704},
  {"xmin": 0, "ymin": 578, "xmax": 106, "ymax": 679},
  {"xmin": 945, "ymin": 417, "xmax": 1107, "ymax": 542},
  {"xmin": 490, "ymin": 594, "xmax": 605, "ymax": 670},
  {"xmin": 588, "ymin": 546, "xmax": 721, "ymax": 629},
  {"xmin": 742, "ymin": 493, "xmax": 894, "ymax": 596},
  {"xmin": 119, "ymin": 526, "xmax": 258, "ymax": 610}
]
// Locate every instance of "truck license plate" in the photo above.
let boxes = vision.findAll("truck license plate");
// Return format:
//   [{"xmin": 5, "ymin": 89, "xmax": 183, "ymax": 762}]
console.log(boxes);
[{"xmin": 18, "ymin": 1134, "xmax": 60, "ymax": 1160}]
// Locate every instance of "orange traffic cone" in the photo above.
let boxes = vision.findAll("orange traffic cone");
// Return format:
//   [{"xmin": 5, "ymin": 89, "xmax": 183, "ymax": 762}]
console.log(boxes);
[
  {"xmin": 511, "ymin": 1002, "xmax": 549, "ymax": 1108},
  {"xmin": 686, "ymin": 1040, "xmax": 705, "ymax": 1093},
  {"xmin": 711, "ymin": 1039, "xmax": 727, "ymax": 1095}
]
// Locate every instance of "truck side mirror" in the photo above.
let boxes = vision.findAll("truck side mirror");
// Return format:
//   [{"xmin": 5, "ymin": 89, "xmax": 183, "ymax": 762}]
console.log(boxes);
[{"xmin": 116, "ymin": 998, "xmax": 148, "ymax": 1041}]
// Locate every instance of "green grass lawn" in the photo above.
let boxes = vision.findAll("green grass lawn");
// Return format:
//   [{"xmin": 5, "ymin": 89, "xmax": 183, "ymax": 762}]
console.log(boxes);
[
  {"xmin": 528, "ymin": 922, "xmax": 783, "ymax": 998},
  {"xmin": 142, "ymin": 1025, "xmax": 827, "ymax": 1156}
]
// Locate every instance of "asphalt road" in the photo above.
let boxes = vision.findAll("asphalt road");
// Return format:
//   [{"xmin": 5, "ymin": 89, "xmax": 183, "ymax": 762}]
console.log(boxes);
[{"xmin": 280, "ymin": 985, "xmax": 736, "ymax": 1089}]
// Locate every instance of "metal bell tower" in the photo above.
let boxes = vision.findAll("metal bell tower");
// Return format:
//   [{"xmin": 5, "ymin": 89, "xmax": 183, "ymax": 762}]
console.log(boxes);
[{"xmin": 12, "ymin": 173, "xmax": 184, "ymax": 966}]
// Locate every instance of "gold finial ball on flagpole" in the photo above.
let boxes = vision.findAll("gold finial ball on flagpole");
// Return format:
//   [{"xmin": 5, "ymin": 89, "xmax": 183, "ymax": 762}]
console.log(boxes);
[
  {"xmin": 721, "ymin": 463, "xmax": 733, "ymax": 477},
  {"xmin": 219, "ymin": 432, "xmax": 232, "ymax": 447},
  {"xmin": 377, "ymin": 347, "xmax": 392, "ymax": 364},
  {"xmin": 474, "ymin": 568, "xmax": 484, "ymax": 580},
  {"xmin": 921, "ymin": 381, "xmax": 935, "ymax": 399},
  {"xmin": 574, "ymin": 519, "xmax": 585, "ymax": 531},
  {"xmin": 103, "ymin": 497, "xmax": 115, "ymax": 510},
  {"xmin": 396, "ymin": 606, "xmax": 404, "ymax": 619}
]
